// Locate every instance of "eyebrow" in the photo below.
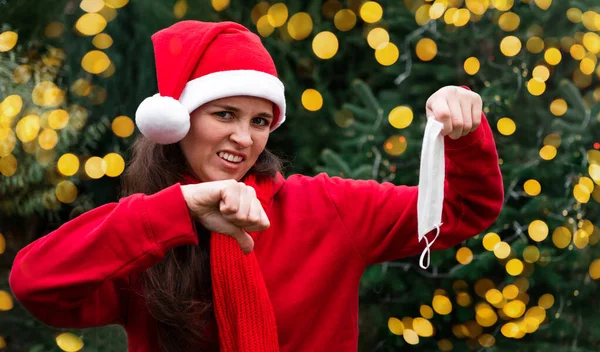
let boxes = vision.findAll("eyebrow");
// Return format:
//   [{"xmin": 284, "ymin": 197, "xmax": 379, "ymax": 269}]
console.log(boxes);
[{"xmin": 211, "ymin": 103, "xmax": 274, "ymax": 119}]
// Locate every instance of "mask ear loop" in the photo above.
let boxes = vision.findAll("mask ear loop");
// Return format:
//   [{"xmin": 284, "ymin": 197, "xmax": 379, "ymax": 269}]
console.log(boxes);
[{"xmin": 419, "ymin": 222, "xmax": 443, "ymax": 269}]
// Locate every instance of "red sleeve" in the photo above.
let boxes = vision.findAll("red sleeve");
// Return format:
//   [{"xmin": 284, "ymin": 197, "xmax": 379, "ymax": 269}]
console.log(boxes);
[
  {"xmin": 325, "ymin": 112, "xmax": 504, "ymax": 265},
  {"xmin": 8, "ymin": 183, "xmax": 198, "ymax": 328}
]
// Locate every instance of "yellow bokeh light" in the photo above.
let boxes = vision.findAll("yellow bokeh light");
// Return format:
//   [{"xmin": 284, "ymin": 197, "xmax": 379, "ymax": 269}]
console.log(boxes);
[
  {"xmin": 85, "ymin": 156, "xmax": 107, "ymax": 179},
  {"xmin": 251, "ymin": 2, "xmax": 269, "ymax": 25},
  {"xmin": 544, "ymin": 47, "xmax": 562, "ymax": 65},
  {"xmin": 287, "ymin": 12, "xmax": 313, "ymax": 40},
  {"xmin": 82, "ymin": 50, "xmax": 111, "ymax": 74},
  {"xmin": 0, "ymin": 290, "xmax": 14, "ymax": 310},
  {"xmin": 2, "ymin": 95, "xmax": 22, "ymax": 118},
  {"xmin": 0, "ymin": 233, "xmax": 5, "ymax": 254},
  {"xmin": 476, "ymin": 304, "xmax": 498, "ymax": 327},
  {"xmin": 16, "ymin": 114, "xmax": 41, "ymax": 143},
  {"xmin": 80, "ymin": 0, "xmax": 105, "ymax": 13},
  {"xmin": 57, "ymin": 153, "xmax": 80, "ymax": 176},
  {"xmin": 483, "ymin": 232, "xmax": 500, "ymax": 251},
  {"xmin": 173, "ymin": 0, "xmax": 188, "ymax": 19},
  {"xmin": 466, "ymin": 0, "xmax": 489, "ymax": 16},
  {"xmin": 539, "ymin": 145, "xmax": 557, "ymax": 160},
  {"xmin": 590, "ymin": 164, "xmax": 600, "ymax": 184},
  {"xmin": 38, "ymin": 129, "xmax": 58, "ymax": 150},
  {"xmin": 334, "ymin": 9, "xmax": 357, "ymax": 31},
  {"xmin": 388, "ymin": 317, "xmax": 404, "ymax": 335},
  {"xmin": 500, "ymin": 36, "xmax": 521, "ymax": 56},
  {"xmin": 403, "ymin": 328, "xmax": 419, "ymax": 345},
  {"xmin": 498, "ymin": 12, "xmax": 520, "ymax": 31},
  {"xmin": 55, "ymin": 332, "xmax": 84, "ymax": 351},
  {"xmin": 551, "ymin": 226, "xmax": 571, "ymax": 248},
  {"xmin": 538, "ymin": 294, "xmax": 554, "ymax": 309},
  {"xmin": 413, "ymin": 317, "xmax": 433, "ymax": 337},
  {"xmin": 432, "ymin": 295, "xmax": 452, "ymax": 315},
  {"xmin": 475, "ymin": 278, "xmax": 495, "ymax": 298},
  {"xmin": 579, "ymin": 177, "xmax": 594, "ymax": 193},
  {"xmin": 501, "ymin": 322, "xmax": 519, "ymax": 337},
  {"xmin": 438, "ymin": 339, "xmax": 453, "ymax": 351},
  {"xmin": 464, "ymin": 57, "xmax": 480, "ymax": 75},
  {"xmin": 384, "ymin": 135, "xmax": 408, "ymax": 156},
  {"xmin": 45, "ymin": 22, "xmax": 65, "ymax": 38},
  {"xmin": 453, "ymin": 8, "xmax": 471, "ymax": 27},
  {"xmin": 485, "ymin": 289, "xmax": 503, "ymax": 305},
  {"xmin": 55, "ymin": 181, "xmax": 78, "ymax": 204},
  {"xmin": 388, "ymin": 106, "xmax": 413, "ymax": 129},
  {"xmin": 534, "ymin": 0, "xmax": 552, "ymax": 10},
  {"xmin": 532, "ymin": 65, "xmax": 550, "ymax": 81},
  {"xmin": 367, "ymin": 27, "xmax": 389, "ymax": 49},
  {"xmin": 416, "ymin": 38, "xmax": 437, "ymax": 61},
  {"xmin": 92, "ymin": 33, "xmax": 113, "ymax": 49},
  {"xmin": 456, "ymin": 247, "xmax": 473, "ymax": 265},
  {"xmin": 589, "ymin": 259, "xmax": 600, "ymax": 279},
  {"xmin": 573, "ymin": 229, "xmax": 589, "ymax": 248},
  {"xmin": 103, "ymin": 153, "xmax": 125, "ymax": 177},
  {"xmin": 492, "ymin": 0, "xmax": 514, "ymax": 11},
  {"xmin": 456, "ymin": 292, "xmax": 473, "ymax": 307},
  {"xmin": 503, "ymin": 300, "xmax": 526, "ymax": 318},
  {"xmin": 104, "ymin": 0, "xmax": 128, "ymax": 8},
  {"xmin": 75, "ymin": 13, "xmax": 107, "ymax": 36},
  {"xmin": 506, "ymin": 259, "xmax": 524, "ymax": 276},
  {"xmin": 49, "ymin": 109, "xmax": 69, "ymax": 130},
  {"xmin": 360, "ymin": 1, "xmax": 383, "ymax": 23},
  {"xmin": 416, "ymin": 4, "xmax": 432, "ymax": 26},
  {"xmin": 580, "ymin": 58, "xmax": 596, "ymax": 75},
  {"xmin": 523, "ymin": 245, "xmax": 540, "ymax": 263},
  {"xmin": 211, "ymin": 0, "xmax": 230, "ymax": 12},
  {"xmin": 526, "ymin": 36, "xmax": 544, "ymax": 53},
  {"xmin": 550, "ymin": 99, "xmax": 567, "ymax": 116},
  {"xmin": 256, "ymin": 15, "xmax": 275, "ymax": 37},
  {"xmin": 420, "ymin": 305, "xmax": 434, "ymax": 319},
  {"xmin": 0, "ymin": 31, "xmax": 18, "ymax": 52},
  {"xmin": 588, "ymin": 150, "xmax": 600, "ymax": 165},
  {"xmin": 524, "ymin": 179, "xmax": 541, "ymax": 196},
  {"xmin": 528, "ymin": 220, "xmax": 549, "ymax": 242},
  {"xmin": 494, "ymin": 241, "xmax": 511, "ymax": 259},
  {"xmin": 583, "ymin": 32, "xmax": 600, "ymax": 54},
  {"xmin": 497, "ymin": 117, "xmax": 516, "ymax": 136},
  {"xmin": 502, "ymin": 284, "xmax": 519, "ymax": 300},
  {"xmin": 312, "ymin": 31, "xmax": 339, "ymax": 59},
  {"xmin": 112, "ymin": 116, "xmax": 135, "ymax": 138},
  {"xmin": 479, "ymin": 334, "xmax": 495, "ymax": 347},
  {"xmin": 301, "ymin": 89, "xmax": 323, "ymax": 112},
  {"xmin": 0, "ymin": 130, "xmax": 16, "ymax": 157},
  {"xmin": 375, "ymin": 42, "xmax": 399, "ymax": 66},
  {"xmin": 0, "ymin": 154, "xmax": 17, "ymax": 177},
  {"xmin": 429, "ymin": 2, "xmax": 446, "ymax": 19},
  {"xmin": 443, "ymin": 7, "xmax": 457, "ymax": 25},
  {"xmin": 574, "ymin": 184, "xmax": 591, "ymax": 203},
  {"xmin": 32, "ymin": 81, "xmax": 65, "ymax": 107},
  {"xmin": 527, "ymin": 78, "xmax": 546, "ymax": 96},
  {"xmin": 267, "ymin": 3, "xmax": 288, "ymax": 27},
  {"xmin": 13, "ymin": 64, "xmax": 32, "ymax": 84}
]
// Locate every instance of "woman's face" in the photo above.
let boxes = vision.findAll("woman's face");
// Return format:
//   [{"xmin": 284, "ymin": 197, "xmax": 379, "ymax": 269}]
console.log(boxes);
[{"xmin": 180, "ymin": 95, "xmax": 274, "ymax": 182}]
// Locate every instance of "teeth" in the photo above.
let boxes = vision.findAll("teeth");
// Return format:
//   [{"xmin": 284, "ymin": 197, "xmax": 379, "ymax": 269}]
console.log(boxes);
[{"xmin": 218, "ymin": 152, "xmax": 244, "ymax": 163}]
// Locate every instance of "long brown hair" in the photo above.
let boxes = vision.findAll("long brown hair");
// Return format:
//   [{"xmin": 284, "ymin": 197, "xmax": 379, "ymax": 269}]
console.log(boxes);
[{"xmin": 121, "ymin": 136, "xmax": 284, "ymax": 351}]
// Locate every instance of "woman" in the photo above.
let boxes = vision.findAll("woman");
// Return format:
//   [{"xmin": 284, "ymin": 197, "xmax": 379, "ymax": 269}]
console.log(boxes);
[{"xmin": 9, "ymin": 21, "xmax": 503, "ymax": 351}]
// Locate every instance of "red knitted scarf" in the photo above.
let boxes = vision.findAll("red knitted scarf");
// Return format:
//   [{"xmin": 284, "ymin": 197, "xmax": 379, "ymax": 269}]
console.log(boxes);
[{"xmin": 209, "ymin": 173, "xmax": 279, "ymax": 351}]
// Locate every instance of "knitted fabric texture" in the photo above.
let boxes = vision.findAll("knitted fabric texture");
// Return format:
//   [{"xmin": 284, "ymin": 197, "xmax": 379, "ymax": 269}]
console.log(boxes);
[{"xmin": 210, "ymin": 173, "xmax": 279, "ymax": 351}]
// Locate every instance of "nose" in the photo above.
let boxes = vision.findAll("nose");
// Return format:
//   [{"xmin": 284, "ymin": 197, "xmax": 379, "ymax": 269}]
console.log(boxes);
[{"xmin": 229, "ymin": 124, "xmax": 253, "ymax": 148}]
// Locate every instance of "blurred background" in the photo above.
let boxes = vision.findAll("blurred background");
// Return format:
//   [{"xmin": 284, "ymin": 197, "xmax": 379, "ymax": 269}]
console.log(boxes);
[{"xmin": 0, "ymin": 0, "xmax": 599, "ymax": 351}]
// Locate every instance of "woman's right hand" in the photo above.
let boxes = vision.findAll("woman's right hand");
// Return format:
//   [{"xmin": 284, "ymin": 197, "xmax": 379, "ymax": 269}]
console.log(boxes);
[{"xmin": 180, "ymin": 180, "xmax": 270, "ymax": 254}]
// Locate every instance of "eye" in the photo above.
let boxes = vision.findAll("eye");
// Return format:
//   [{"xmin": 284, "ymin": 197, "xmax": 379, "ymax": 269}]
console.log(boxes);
[
  {"xmin": 214, "ymin": 111, "xmax": 233, "ymax": 119},
  {"xmin": 252, "ymin": 117, "xmax": 270, "ymax": 126}
]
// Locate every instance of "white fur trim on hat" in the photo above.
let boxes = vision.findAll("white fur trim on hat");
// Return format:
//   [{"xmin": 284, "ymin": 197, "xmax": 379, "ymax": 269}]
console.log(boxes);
[
  {"xmin": 179, "ymin": 70, "xmax": 286, "ymax": 130},
  {"xmin": 135, "ymin": 95, "xmax": 190, "ymax": 145}
]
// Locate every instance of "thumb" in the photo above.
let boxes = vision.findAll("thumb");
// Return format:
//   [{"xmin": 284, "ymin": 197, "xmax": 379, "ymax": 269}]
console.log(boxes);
[{"xmin": 227, "ymin": 226, "xmax": 255, "ymax": 255}]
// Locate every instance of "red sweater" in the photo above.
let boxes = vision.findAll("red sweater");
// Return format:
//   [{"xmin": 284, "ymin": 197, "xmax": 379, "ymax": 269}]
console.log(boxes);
[{"xmin": 9, "ymin": 114, "xmax": 503, "ymax": 351}]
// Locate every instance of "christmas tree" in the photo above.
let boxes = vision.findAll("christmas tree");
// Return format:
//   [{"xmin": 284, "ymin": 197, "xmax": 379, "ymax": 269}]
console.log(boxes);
[{"xmin": 1, "ymin": 0, "xmax": 599, "ymax": 351}]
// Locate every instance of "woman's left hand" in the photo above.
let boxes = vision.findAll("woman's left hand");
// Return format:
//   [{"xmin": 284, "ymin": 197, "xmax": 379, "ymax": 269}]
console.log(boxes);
[{"xmin": 425, "ymin": 86, "xmax": 483, "ymax": 140}]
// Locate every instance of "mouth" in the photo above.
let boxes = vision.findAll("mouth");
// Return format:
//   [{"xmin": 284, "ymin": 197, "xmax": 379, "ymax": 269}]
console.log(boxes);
[{"xmin": 217, "ymin": 151, "xmax": 245, "ymax": 165}]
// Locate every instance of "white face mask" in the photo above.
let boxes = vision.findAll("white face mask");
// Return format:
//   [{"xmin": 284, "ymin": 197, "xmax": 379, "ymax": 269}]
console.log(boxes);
[{"xmin": 417, "ymin": 116, "xmax": 445, "ymax": 270}]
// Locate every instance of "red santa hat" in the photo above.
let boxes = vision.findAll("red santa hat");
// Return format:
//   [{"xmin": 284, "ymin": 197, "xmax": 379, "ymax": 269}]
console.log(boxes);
[{"xmin": 135, "ymin": 20, "xmax": 286, "ymax": 145}]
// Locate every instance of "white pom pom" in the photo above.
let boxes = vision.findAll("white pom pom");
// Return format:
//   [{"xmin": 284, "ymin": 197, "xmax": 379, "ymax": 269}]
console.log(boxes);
[{"xmin": 135, "ymin": 95, "xmax": 190, "ymax": 144}]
